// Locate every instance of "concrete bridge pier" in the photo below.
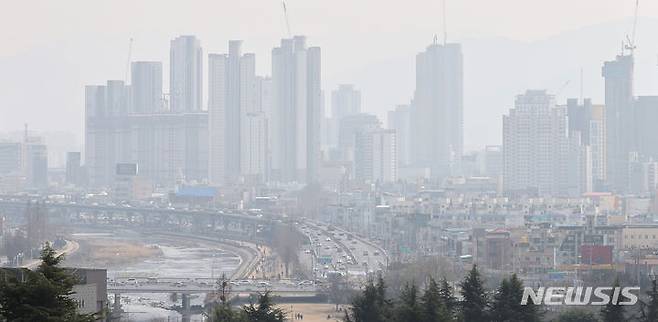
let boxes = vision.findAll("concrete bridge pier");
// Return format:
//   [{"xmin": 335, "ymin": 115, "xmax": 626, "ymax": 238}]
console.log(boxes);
[
  {"xmin": 110, "ymin": 293, "xmax": 123, "ymax": 320},
  {"xmin": 181, "ymin": 293, "xmax": 191, "ymax": 322}
]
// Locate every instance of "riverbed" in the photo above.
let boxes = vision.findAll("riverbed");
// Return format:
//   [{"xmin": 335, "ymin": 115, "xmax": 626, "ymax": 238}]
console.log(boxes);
[{"xmin": 64, "ymin": 228, "xmax": 242, "ymax": 322}]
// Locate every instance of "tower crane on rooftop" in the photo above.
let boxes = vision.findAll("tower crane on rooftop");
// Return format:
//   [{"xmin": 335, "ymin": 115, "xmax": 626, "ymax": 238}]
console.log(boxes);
[{"xmin": 624, "ymin": 0, "xmax": 639, "ymax": 55}]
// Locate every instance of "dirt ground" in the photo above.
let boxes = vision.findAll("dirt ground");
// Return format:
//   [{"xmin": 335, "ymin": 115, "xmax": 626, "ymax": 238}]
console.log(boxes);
[
  {"xmin": 64, "ymin": 238, "xmax": 162, "ymax": 267},
  {"xmin": 279, "ymin": 303, "xmax": 346, "ymax": 322}
]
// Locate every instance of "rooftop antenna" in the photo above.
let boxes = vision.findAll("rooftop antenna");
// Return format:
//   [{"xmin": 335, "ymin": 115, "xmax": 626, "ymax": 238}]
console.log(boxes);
[
  {"xmin": 624, "ymin": 0, "xmax": 639, "ymax": 55},
  {"xmin": 442, "ymin": 0, "xmax": 448, "ymax": 45},
  {"xmin": 282, "ymin": 1, "xmax": 292, "ymax": 37},
  {"xmin": 125, "ymin": 38, "xmax": 133, "ymax": 83}
]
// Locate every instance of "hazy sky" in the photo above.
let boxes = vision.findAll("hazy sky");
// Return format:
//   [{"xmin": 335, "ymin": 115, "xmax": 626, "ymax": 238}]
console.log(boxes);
[{"xmin": 1, "ymin": 0, "xmax": 657, "ymax": 150}]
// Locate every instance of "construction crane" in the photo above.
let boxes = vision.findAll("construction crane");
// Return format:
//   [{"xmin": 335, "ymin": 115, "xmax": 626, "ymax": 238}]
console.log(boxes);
[
  {"xmin": 282, "ymin": 1, "xmax": 292, "ymax": 38},
  {"xmin": 624, "ymin": 0, "xmax": 639, "ymax": 55},
  {"xmin": 125, "ymin": 38, "xmax": 133, "ymax": 83},
  {"xmin": 442, "ymin": 0, "xmax": 448, "ymax": 45}
]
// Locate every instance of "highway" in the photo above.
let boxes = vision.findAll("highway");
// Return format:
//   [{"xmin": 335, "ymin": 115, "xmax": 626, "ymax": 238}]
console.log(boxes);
[{"xmin": 297, "ymin": 220, "xmax": 388, "ymax": 280}]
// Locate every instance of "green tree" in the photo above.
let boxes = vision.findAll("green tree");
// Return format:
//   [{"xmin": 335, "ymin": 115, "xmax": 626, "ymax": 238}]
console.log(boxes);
[
  {"xmin": 438, "ymin": 277, "xmax": 457, "ymax": 319},
  {"xmin": 393, "ymin": 283, "xmax": 422, "ymax": 322},
  {"xmin": 600, "ymin": 279, "xmax": 625, "ymax": 322},
  {"xmin": 490, "ymin": 278, "xmax": 515, "ymax": 322},
  {"xmin": 640, "ymin": 279, "xmax": 658, "ymax": 322},
  {"xmin": 344, "ymin": 278, "xmax": 389, "ymax": 322},
  {"xmin": 242, "ymin": 291, "xmax": 286, "ymax": 322},
  {"xmin": 459, "ymin": 265, "xmax": 489, "ymax": 322},
  {"xmin": 421, "ymin": 277, "xmax": 451, "ymax": 322},
  {"xmin": 0, "ymin": 244, "xmax": 97, "ymax": 322},
  {"xmin": 509, "ymin": 274, "xmax": 541, "ymax": 322},
  {"xmin": 556, "ymin": 309, "xmax": 599, "ymax": 322},
  {"xmin": 490, "ymin": 274, "xmax": 542, "ymax": 322},
  {"xmin": 210, "ymin": 303, "xmax": 246, "ymax": 322}
]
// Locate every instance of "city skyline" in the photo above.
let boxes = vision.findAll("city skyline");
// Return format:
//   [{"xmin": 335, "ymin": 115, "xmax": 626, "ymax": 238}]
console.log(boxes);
[{"xmin": 3, "ymin": 1, "xmax": 658, "ymax": 150}]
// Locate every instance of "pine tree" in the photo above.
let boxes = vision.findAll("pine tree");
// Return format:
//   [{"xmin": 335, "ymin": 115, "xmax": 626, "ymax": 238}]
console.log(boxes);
[
  {"xmin": 600, "ymin": 279, "xmax": 625, "ymax": 322},
  {"xmin": 459, "ymin": 265, "xmax": 489, "ymax": 322},
  {"xmin": 421, "ymin": 277, "xmax": 451, "ymax": 322},
  {"xmin": 344, "ymin": 279, "xmax": 388, "ymax": 322},
  {"xmin": 509, "ymin": 274, "xmax": 541, "ymax": 322},
  {"xmin": 438, "ymin": 277, "xmax": 457, "ymax": 319},
  {"xmin": 640, "ymin": 279, "xmax": 658, "ymax": 322},
  {"xmin": 242, "ymin": 292, "xmax": 286, "ymax": 322},
  {"xmin": 394, "ymin": 283, "xmax": 422, "ymax": 322},
  {"xmin": 490, "ymin": 278, "xmax": 515, "ymax": 322},
  {"xmin": 490, "ymin": 274, "xmax": 542, "ymax": 322}
]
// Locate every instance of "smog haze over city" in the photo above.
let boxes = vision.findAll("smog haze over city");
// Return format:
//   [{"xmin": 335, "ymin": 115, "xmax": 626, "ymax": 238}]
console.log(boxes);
[{"xmin": 3, "ymin": 1, "xmax": 658, "ymax": 321}]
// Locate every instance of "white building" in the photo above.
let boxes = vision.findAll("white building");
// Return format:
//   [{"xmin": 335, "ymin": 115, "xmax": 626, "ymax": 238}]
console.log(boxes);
[
  {"xmin": 208, "ymin": 41, "xmax": 268, "ymax": 185},
  {"xmin": 170, "ymin": 35, "xmax": 202, "ymax": 112},
  {"xmin": 503, "ymin": 90, "xmax": 579, "ymax": 196},
  {"xmin": 270, "ymin": 36, "xmax": 321, "ymax": 183},
  {"xmin": 354, "ymin": 128, "xmax": 397, "ymax": 183}
]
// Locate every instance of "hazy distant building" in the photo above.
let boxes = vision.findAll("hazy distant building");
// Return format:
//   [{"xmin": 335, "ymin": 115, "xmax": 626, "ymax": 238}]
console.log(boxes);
[
  {"xmin": 270, "ymin": 36, "xmax": 321, "ymax": 183},
  {"xmin": 331, "ymin": 84, "xmax": 361, "ymax": 119},
  {"xmin": 482, "ymin": 145, "xmax": 502, "ymax": 178},
  {"xmin": 628, "ymin": 155, "xmax": 658, "ymax": 196},
  {"xmin": 602, "ymin": 54, "xmax": 634, "ymax": 193},
  {"xmin": 566, "ymin": 98, "xmax": 606, "ymax": 190},
  {"xmin": 387, "ymin": 105, "xmax": 411, "ymax": 167},
  {"xmin": 0, "ymin": 142, "xmax": 22, "ymax": 175},
  {"xmin": 635, "ymin": 96, "xmax": 658, "ymax": 161},
  {"xmin": 338, "ymin": 113, "xmax": 380, "ymax": 162},
  {"xmin": 85, "ymin": 80, "xmax": 208, "ymax": 187},
  {"xmin": 65, "ymin": 152, "xmax": 82, "ymax": 185},
  {"xmin": 503, "ymin": 90, "xmax": 572, "ymax": 195},
  {"xmin": 208, "ymin": 41, "xmax": 268, "ymax": 184},
  {"xmin": 354, "ymin": 128, "xmax": 397, "ymax": 183},
  {"xmin": 131, "ymin": 61, "xmax": 163, "ymax": 113},
  {"xmin": 411, "ymin": 41, "xmax": 463, "ymax": 178},
  {"xmin": 85, "ymin": 81, "xmax": 130, "ymax": 186},
  {"xmin": 24, "ymin": 142, "xmax": 48, "ymax": 189},
  {"xmin": 170, "ymin": 35, "xmax": 202, "ymax": 112}
]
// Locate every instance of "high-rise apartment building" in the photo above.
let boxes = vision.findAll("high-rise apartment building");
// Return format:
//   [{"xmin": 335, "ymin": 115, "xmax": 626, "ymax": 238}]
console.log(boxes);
[
  {"xmin": 354, "ymin": 128, "xmax": 397, "ymax": 183},
  {"xmin": 387, "ymin": 105, "xmax": 411, "ymax": 167},
  {"xmin": 270, "ymin": 36, "xmax": 321, "ymax": 183},
  {"xmin": 338, "ymin": 113, "xmax": 380, "ymax": 162},
  {"xmin": 411, "ymin": 42, "xmax": 463, "ymax": 178},
  {"xmin": 331, "ymin": 84, "xmax": 361, "ymax": 119},
  {"xmin": 503, "ymin": 90, "xmax": 576, "ymax": 196},
  {"xmin": 0, "ymin": 142, "xmax": 22, "ymax": 175},
  {"xmin": 208, "ymin": 41, "xmax": 268, "ymax": 184},
  {"xmin": 65, "ymin": 151, "xmax": 82, "ymax": 185},
  {"xmin": 566, "ymin": 98, "xmax": 606, "ymax": 190},
  {"xmin": 85, "ymin": 80, "xmax": 207, "ymax": 187},
  {"xmin": 602, "ymin": 54, "xmax": 634, "ymax": 193},
  {"xmin": 170, "ymin": 35, "xmax": 202, "ymax": 112},
  {"xmin": 131, "ymin": 61, "xmax": 163, "ymax": 113},
  {"xmin": 635, "ymin": 96, "xmax": 658, "ymax": 161}
]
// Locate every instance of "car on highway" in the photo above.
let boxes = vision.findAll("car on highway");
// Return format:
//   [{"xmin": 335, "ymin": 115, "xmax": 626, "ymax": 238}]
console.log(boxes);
[{"xmin": 298, "ymin": 280, "xmax": 314, "ymax": 286}]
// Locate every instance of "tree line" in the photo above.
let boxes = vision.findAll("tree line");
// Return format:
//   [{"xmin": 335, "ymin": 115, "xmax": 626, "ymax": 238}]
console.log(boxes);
[{"xmin": 343, "ymin": 265, "xmax": 658, "ymax": 322}]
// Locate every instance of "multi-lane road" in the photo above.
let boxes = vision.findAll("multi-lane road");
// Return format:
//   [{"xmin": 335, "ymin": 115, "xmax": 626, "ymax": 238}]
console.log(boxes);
[{"xmin": 297, "ymin": 220, "xmax": 388, "ymax": 280}]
